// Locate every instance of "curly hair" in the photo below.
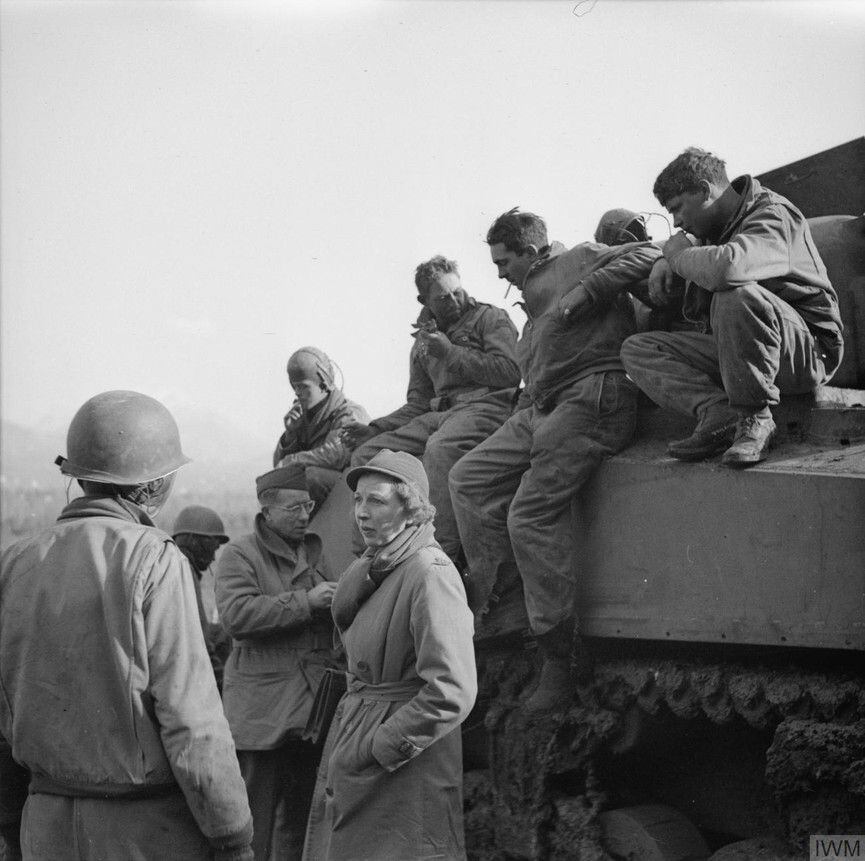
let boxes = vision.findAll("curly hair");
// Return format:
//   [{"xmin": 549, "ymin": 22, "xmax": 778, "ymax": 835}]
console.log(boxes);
[
  {"xmin": 653, "ymin": 147, "xmax": 729, "ymax": 206},
  {"xmin": 393, "ymin": 481, "xmax": 436, "ymax": 526},
  {"xmin": 486, "ymin": 208, "xmax": 548, "ymax": 255},
  {"xmin": 414, "ymin": 256, "xmax": 459, "ymax": 300}
]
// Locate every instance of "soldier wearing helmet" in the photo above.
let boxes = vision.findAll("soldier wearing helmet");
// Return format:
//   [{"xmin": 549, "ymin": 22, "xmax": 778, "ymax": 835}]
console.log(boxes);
[
  {"xmin": 0, "ymin": 391, "xmax": 253, "ymax": 861},
  {"xmin": 215, "ymin": 465, "xmax": 342, "ymax": 861},
  {"xmin": 172, "ymin": 505, "xmax": 232, "ymax": 690},
  {"xmin": 273, "ymin": 346, "xmax": 369, "ymax": 507}
]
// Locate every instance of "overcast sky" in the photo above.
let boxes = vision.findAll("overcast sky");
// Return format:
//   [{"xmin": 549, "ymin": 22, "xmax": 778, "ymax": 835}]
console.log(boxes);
[{"xmin": 2, "ymin": 0, "xmax": 864, "ymax": 460}]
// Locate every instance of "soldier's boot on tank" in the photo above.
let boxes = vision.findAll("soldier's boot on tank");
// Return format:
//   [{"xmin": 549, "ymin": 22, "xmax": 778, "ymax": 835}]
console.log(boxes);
[
  {"xmin": 721, "ymin": 407, "xmax": 777, "ymax": 466},
  {"xmin": 524, "ymin": 623, "xmax": 591, "ymax": 713},
  {"xmin": 667, "ymin": 404, "xmax": 739, "ymax": 461}
]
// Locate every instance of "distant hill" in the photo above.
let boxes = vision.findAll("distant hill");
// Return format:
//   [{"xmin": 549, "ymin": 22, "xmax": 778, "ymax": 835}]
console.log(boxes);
[{"xmin": 1, "ymin": 408, "xmax": 279, "ymax": 547}]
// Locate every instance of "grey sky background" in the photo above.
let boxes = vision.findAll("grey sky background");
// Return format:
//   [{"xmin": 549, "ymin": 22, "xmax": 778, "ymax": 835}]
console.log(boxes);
[{"xmin": 2, "ymin": 0, "xmax": 864, "ymax": 464}]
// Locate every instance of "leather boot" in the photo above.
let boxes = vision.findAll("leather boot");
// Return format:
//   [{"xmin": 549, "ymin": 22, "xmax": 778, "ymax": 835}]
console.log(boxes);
[
  {"xmin": 524, "ymin": 623, "xmax": 580, "ymax": 713},
  {"xmin": 667, "ymin": 404, "xmax": 738, "ymax": 461},
  {"xmin": 721, "ymin": 407, "xmax": 776, "ymax": 466}
]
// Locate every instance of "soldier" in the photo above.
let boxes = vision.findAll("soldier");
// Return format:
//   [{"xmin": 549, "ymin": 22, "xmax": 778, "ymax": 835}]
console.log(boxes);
[
  {"xmin": 449, "ymin": 209, "xmax": 662, "ymax": 711},
  {"xmin": 215, "ymin": 466, "xmax": 341, "ymax": 861},
  {"xmin": 343, "ymin": 255, "xmax": 521, "ymax": 562},
  {"xmin": 273, "ymin": 346, "xmax": 369, "ymax": 506},
  {"xmin": 0, "ymin": 391, "xmax": 252, "ymax": 861},
  {"xmin": 172, "ymin": 505, "xmax": 232, "ymax": 690},
  {"xmin": 621, "ymin": 147, "xmax": 843, "ymax": 465}
]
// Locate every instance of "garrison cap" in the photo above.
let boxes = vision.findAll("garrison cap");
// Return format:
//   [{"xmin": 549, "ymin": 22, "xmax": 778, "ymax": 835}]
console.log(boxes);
[{"xmin": 255, "ymin": 465, "xmax": 308, "ymax": 499}]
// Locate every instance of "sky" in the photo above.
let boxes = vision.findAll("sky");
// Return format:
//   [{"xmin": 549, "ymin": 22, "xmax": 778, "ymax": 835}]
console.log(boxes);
[{"xmin": 2, "ymin": 0, "xmax": 864, "ymax": 465}]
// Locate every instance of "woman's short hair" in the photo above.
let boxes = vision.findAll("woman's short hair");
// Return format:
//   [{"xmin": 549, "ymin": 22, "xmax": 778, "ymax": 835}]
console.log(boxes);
[{"xmin": 394, "ymin": 481, "xmax": 436, "ymax": 526}]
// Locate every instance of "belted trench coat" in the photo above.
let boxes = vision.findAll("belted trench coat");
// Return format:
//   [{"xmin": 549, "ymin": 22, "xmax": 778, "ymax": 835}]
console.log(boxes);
[{"xmin": 306, "ymin": 522, "xmax": 476, "ymax": 861}]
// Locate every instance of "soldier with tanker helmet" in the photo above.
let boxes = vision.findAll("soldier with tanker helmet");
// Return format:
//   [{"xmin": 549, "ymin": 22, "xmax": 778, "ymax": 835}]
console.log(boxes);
[
  {"xmin": 0, "ymin": 391, "xmax": 253, "ymax": 861},
  {"xmin": 449, "ymin": 209, "xmax": 662, "ymax": 712},
  {"xmin": 172, "ymin": 504, "xmax": 232, "ymax": 690},
  {"xmin": 342, "ymin": 254, "xmax": 521, "ymax": 563},
  {"xmin": 621, "ymin": 147, "xmax": 844, "ymax": 466},
  {"xmin": 273, "ymin": 346, "xmax": 369, "ymax": 506},
  {"xmin": 215, "ymin": 465, "xmax": 341, "ymax": 861}
]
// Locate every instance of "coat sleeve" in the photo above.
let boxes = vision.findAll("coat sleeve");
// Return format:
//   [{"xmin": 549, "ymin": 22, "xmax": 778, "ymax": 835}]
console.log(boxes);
[
  {"xmin": 371, "ymin": 557, "xmax": 477, "ymax": 772},
  {"xmin": 368, "ymin": 343, "xmax": 435, "ymax": 432},
  {"xmin": 278, "ymin": 400, "xmax": 372, "ymax": 471},
  {"xmin": 563, "ymin": 243, "xmax": 663, "ymax": 311},
  {"xmin": 440, "ymin": 306, "xmax": 521, "ymax": 389},
  {"xmin": 665, "ymin": 204, "xmax": 795, "ymax": 292},
  {"xmin": 142, "ymin": 542, "xmax": 253, "ymax": 852},
  {"xmin": 272, "ymin": 405, "xmax": 303, "ymax": 467},
  {"xmin": 214, "ymin": 542, "xmax": 313, "ymax": 639}
]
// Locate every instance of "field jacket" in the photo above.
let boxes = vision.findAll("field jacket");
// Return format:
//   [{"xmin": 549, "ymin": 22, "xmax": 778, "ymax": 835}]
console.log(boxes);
[
  {"xmin": 0, "ymin": 496, "xmax": 252, "ymax": 850},
  {"xmin": 371, "ymin": 297, "xmax": 520, "ymax": 432},
  {"xmin": 215, "ymin": 516, "xmax": 340, "ymax": 750},
  {"xmin": 273, "ymin": 389, "xmax": 370, "ymax": 470},
  {"xmin": 665, "ymin": 175, "xmax": 843, "ymax": 374},
  {"xmin": 517, "ymin": 240, "xmax": 662, "ymax": 409}
]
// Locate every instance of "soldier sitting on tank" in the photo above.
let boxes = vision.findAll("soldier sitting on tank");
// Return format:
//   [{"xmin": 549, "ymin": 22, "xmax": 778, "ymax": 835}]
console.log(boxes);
[
  {"xmin": 621, "ymin": 147, "xmax": 844, "ymax": 466},
  {"xmin": 273, "ymin": 346, "xmax": 369, "ymax": 507},
  {"xmin": 342, "ymin": 254, "xmax": 521, "ymax": 564},
  {"xmin": 448, "ymin": 208, "xmax": 662, "ymax": 712},
  {"xmin": 172, "ymin": 505, "xmax": 232, "ymax": 691}
]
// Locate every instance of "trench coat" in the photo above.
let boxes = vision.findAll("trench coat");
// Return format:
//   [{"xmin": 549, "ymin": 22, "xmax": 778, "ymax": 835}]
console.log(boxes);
[
  {"xmin": 308, "ymin": 521, "xmax": 477, "ymax": 861},
  {"xmin": 215, "ymin": 515, "xmax": 339, "ymax": 749}
]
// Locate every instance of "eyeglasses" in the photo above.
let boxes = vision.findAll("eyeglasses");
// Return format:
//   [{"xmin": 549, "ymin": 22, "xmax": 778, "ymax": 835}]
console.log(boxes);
[{"xmin": 267, "ymin": 500, "xmax": 315, "ymax": 516}]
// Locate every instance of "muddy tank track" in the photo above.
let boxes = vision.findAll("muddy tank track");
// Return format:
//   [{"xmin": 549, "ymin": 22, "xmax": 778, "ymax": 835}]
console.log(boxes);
[{"xmin": 463, "ymin": 646, "xmax": 865, "ymax": 860}]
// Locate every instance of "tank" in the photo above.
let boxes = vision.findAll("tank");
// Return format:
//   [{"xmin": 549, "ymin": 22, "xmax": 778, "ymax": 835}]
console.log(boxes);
[{"xmin": 312, "ymin": 139, "xmax": 865, "ymax": 860}]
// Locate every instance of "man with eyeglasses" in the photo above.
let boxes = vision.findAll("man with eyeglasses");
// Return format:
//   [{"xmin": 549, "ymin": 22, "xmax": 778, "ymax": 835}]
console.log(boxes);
[{"xmin": 215, "ymin": 466, "xmax": 340, "ymax": 860}]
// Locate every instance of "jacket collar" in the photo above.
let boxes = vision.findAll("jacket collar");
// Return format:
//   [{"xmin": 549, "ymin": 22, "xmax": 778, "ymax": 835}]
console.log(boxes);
[
  {"xmin": 415, "ymin": 296, "xmax": 478, "ymax": 336},
  {"xmin": 56, "ymin": 494, "xmax": 155, "ymax": 527},
  {"xmin": 521, "ymin": 241, "xmax": 567, "ymax": 289},
  {"xmin": 717, "ymin": 175, "xmax": 760, "ymax": 244},
  {"xmin": 332, "ymin": 521, "xmax": 438, "ymax": 631}
]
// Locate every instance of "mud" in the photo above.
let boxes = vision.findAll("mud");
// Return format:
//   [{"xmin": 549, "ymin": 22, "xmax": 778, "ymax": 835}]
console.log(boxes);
[{"xmin": 465, "ymin": 646, "xmax": 865, "ymax": 859}]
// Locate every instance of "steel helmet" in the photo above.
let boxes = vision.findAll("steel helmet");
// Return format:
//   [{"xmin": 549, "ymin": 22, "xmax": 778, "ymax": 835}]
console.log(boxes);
[
  {"xmin": 287, "ymin": 347, "xmax": 335, "ymax": 389},
  {"xmin": 172, "ymin": 505, "xmax": 229, "ymax": 543},
  {"xmin": 594, "ymin": 209, "xmax": 648, "ymax": 246},
  {"xmin": 56, "ymin": 390, "xmax": 190, "ymax": 484}
]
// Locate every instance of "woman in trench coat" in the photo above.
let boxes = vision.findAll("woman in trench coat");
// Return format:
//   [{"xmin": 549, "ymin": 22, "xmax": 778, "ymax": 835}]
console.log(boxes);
[{"xmin": 307, "ymin": 449, "xmax": 477, "ymax": 861}]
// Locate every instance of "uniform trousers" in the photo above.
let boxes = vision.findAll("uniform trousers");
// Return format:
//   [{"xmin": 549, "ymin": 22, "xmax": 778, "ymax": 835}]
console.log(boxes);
[
  {"xmin": 351, "ymin": 391, "xmax": 514, "ymax": 560},
  {"xmin": 621, "ymin": 283, "xmax": 830, "ymax": 418},
  {"xmin": 238, "ymin": 740, "xmax": 319, "ymax": 861},
  {"xmin": 449, "ymin": 371, "xmax": 638, "ymax": 636}
]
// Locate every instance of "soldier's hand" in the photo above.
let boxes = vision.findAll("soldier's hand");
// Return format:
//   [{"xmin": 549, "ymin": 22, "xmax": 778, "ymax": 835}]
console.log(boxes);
[
  {"xmin": 417, "ymin": 330, "xmax": 451, "ymax": 360},
  {"xmin": 559, "ymin": 284, "xmax": 592, "ymax": 322},
  {"xmin": 340, "ymin": 422, "xmax": 378, "ymax": 450},
  {"xmin": 663, "ymin": 230, "xmax": 693, "ymax": 259},
  {"xmin": 648, "ymin": 258, "xmax": 674, "ymax": 306},
  {"xmin": 285, "ymin": 400, "xmax": 303, "ymax": 424},
  {"xmin": 308, "ymin": 581, "xmax": 337, "ymax": 610}
]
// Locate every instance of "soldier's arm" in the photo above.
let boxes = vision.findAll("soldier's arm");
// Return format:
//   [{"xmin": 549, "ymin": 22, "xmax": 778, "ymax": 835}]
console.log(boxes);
[
  {"xmin": 143, "ymin": 542, "xmax": 253, "ymax": 858},
  {"xmin": 366, "ymin": 343, "xmax": 435, "ymax": 433},
  {"xmin": 439, "ymin": 308, "xmax": 521, "ymax": 389},
  {"xmin": 214, "ymin": 543, "xmax": 313, "ymax": 638}
]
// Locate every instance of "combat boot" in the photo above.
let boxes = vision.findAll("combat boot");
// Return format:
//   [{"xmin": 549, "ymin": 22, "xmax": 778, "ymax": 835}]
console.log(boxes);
[
  {"xmin": 721, "ymin": 408, "xmax": 776, "ymax": 466},
  {"xmin": 667, "ymin": 404, "xmax": 739, "ymax": 461},
  {"xmin": 523, "ymin": 624, "xmax": 590, "ymax": 713}
]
